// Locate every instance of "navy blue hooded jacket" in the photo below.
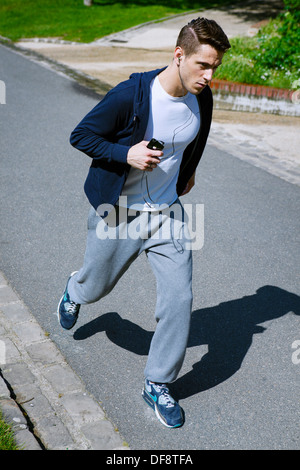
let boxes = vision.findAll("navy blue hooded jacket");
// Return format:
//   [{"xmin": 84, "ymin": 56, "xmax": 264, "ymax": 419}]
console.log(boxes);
[{"xmin": 70, "ymin": 68, "xmax": 213, "ymax": 211}]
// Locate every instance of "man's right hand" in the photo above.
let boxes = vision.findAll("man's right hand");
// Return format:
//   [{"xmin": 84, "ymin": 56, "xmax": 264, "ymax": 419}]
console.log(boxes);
[{"xmin": 127, "ymin": 140, "xmax": 163, "ymax": 171}]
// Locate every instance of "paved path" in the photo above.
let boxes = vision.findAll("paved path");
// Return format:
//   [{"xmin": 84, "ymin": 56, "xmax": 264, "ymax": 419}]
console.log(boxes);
[
  {"xmin": 0, "ymin": 272, "xmax": 127, "ymax": 450},
  {"xmin": 1, "ymin": 1, "xmax": 299, "ymax": 450},
  {"xmin": 0, "ymin": 41, "xmax": 299, "ymax": 450}
]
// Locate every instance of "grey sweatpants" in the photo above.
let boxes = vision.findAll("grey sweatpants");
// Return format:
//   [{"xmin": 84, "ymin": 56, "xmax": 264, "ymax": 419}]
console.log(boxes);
[{"xmin": 68, "ymin": 201, "xmax": 193, "ymax": 383}]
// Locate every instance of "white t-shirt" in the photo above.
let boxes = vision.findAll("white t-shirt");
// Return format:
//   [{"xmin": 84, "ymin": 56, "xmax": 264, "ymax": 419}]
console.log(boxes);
[{"xmin": 119, "ymin": 76, "xmax": 200, "ymax": 211}]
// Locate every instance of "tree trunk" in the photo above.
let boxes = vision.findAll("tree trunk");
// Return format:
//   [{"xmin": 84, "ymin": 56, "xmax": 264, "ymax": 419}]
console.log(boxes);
[{"xmin": 84, "ymin": 0, "xmax": 92, "ymax": 6}]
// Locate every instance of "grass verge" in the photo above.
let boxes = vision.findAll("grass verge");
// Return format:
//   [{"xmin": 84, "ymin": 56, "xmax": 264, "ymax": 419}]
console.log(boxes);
[
  {"xmin": 214, "ymin": 0, "xmax": 300, "ymax": 89},
  {"xmin": 0, "ymin": 0, "xmax": 238, "ymax": 43},
  {"xmin": 0, "ymin": 409, "xmax": 20, "ymax": 451},
  {"xmin": 0, "ymin": 0, "xmax": 298, "ymax": 89}
]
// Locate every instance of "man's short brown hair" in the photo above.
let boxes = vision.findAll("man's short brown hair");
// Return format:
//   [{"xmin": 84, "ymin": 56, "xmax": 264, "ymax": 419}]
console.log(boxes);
[{"xmin": 176, "ymin": 17, "xmax": 231, "ymax": 56}]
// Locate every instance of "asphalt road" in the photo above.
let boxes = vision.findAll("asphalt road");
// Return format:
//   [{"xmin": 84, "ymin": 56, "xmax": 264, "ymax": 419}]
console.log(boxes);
[{"xmin": 1, "ymin": 44, "xmax": 299, "ymax": 450}]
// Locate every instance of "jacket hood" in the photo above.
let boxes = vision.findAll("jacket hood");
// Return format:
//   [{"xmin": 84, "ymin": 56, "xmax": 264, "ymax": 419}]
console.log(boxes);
[
  {"xmin": 129, "ymin": 68, "xmax": 166, "ymax": 110},
  {"xmin": 129, "ymin": 67, "xmax": 166, "ymax": 83}
]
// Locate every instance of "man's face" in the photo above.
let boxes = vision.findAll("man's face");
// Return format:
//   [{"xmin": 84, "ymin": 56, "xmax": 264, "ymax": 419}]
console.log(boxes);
[{"xmin": 176, "ymin": 43, "xmax": 224, "ymax": 95}]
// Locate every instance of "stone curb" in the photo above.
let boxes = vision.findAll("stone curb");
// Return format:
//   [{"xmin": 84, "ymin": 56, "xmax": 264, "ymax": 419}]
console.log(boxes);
[
  {"xmin": 0, "ymin": 375, "xmax": 42, "ymax": 450},
  {"xmin": 0, "ymin": 272, "xmax": 129, "ymax": 450}
]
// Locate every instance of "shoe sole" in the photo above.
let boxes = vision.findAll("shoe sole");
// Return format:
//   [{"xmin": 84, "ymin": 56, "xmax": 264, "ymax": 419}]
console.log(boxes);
[
  {"xmin": 142, "ymin": 389, "xmax": 183, "ymax": 429},
  {"xmin": 57, "ymin": 294, "xmax": 70, "ymax": 330}
]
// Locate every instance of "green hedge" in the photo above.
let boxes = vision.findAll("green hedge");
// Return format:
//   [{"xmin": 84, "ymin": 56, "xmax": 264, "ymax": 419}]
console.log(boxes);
[{"xmin": 214, "ymin": 0, "xmax": 300, "ymax": 89}]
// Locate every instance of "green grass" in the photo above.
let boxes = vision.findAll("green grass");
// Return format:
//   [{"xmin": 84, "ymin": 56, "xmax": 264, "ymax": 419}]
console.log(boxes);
[
  {"xmin": 0, "ymin": 410, "xmax": 20, "ymax": 451},
  {"xmin": 214, "ymin": 33, "xmax": 299, "ymax": 89},
  {"xmin": 0, "ymin": 0, "xmax": 239, "ymax": 43},
  {"xmin": 1, "ymin": 0, "xmax": 298, "ymax": 89},
  {"xmin": 214, "ymin": 1, "xmax": 300, "ymax": 89}
]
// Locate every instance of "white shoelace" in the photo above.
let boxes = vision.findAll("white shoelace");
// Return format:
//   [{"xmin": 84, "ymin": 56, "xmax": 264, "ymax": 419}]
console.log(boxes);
[
  {"xmin": 152, "ymin": 383, "xmax": 175, "ymax": 408},
  {"xmin": 66, "ymin": 301, "xmax": 79, "ymax": 315}
]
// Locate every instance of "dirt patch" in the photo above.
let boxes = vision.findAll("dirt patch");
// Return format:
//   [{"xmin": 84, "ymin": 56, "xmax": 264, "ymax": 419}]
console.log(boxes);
[{"xmin": 213, "ymin": 109, "xmax": 300, "ymax": 126}]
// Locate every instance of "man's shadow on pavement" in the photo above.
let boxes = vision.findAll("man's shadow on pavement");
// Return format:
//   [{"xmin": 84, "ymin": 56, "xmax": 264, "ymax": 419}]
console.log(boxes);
[{"xmin": 73, "ymin": 285, "xmax": 300, "ymax": 400}]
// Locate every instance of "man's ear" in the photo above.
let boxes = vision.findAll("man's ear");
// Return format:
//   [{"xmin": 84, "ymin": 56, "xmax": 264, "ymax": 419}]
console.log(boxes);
[{"xmin": 174, "ymin": 46, "xmax": 183, "ymax": 66}]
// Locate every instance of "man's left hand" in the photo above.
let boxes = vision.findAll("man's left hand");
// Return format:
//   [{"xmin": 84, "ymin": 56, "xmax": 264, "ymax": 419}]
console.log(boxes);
[{"xmin": 181, "ymin": 172, "xmax": 195, "ymax": 196}]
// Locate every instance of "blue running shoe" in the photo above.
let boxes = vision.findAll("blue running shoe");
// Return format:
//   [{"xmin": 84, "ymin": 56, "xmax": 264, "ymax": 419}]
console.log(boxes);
[
  {"xmin": 57, "ymin": 271, "xmax": 80, "ymax": 330},
  {"xmin": 142, "ymin": 379, "xmax": 184, "ymax": 428}
]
